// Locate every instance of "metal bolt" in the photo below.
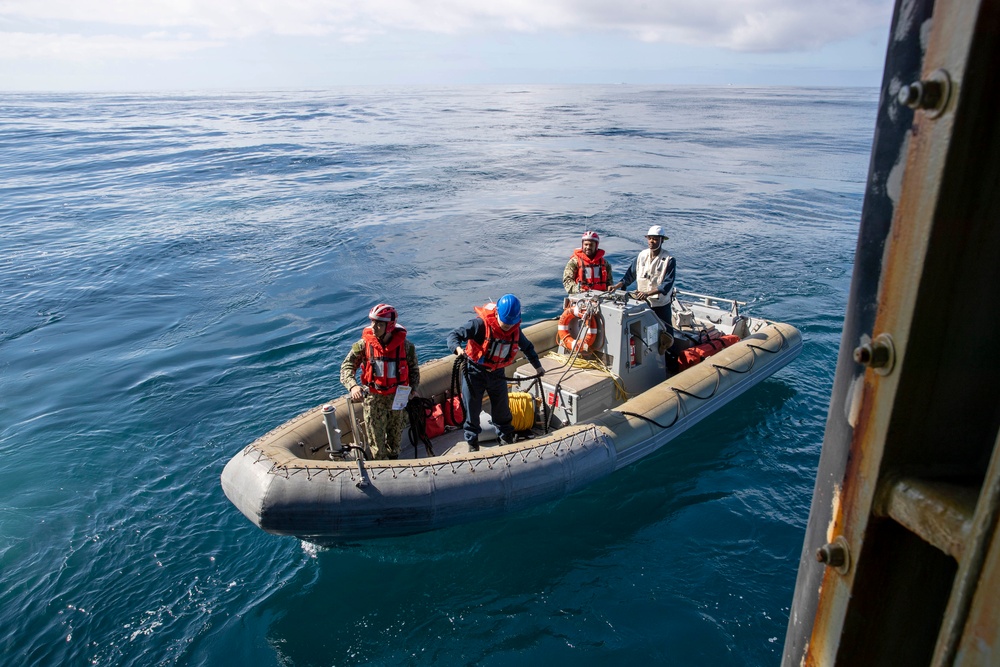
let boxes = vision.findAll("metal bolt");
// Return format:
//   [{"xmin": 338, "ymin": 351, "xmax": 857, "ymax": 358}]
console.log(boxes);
[
  {"xmin": 816, "ymin": 542, "xmax": 846, "ymax": 567},
  {"xmin": 897, "ymin": 70, "xmax": 951, "ymax": 118},
  {"xmin": 853, "ymin": 343, "xmax": 872, "ymax": 365},
  {"xmin": 853, "ymin": 342, "xmax": 887, "ymax": 367},
  {"xmin": 897, "ymin": 81, "xmax": 925, "ymax": 108},
  {"xmin": 816, "ymin": 536, "xmax": 851, "ymax": 574},
  {"xmin": 853, "ymin": 333, "xmax": 895, "ymax": 375}
]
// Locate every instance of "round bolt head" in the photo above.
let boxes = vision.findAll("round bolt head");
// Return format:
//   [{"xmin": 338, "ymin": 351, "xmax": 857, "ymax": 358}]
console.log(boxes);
[
  {"xmin": 817, "ymin": 543, "xmax": 846, "ymax": 567},
  {"xmin": 853, "ymin": 344, "xmax": 873, "ymax": 364},
  {"xmin": 898, "ymin": 82, "xmax": 922, "ymax": 108},
  {"xmin": 816, "ymin": 536, "xmax": 851, "ymax": 574}
]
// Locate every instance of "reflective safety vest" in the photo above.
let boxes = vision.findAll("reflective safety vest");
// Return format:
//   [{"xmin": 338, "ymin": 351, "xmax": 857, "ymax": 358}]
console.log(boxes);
[
  {"xmin": 636, "ymin": 249, "xmax": 673, "ymax": 307},
  {"xmin": 361, "ymin": 326, "xmax": 409, "ymax": 395},
  {"xmin": 465, "ymin": 304, "xmax": 520, "ymax": 371},
  {"xmin": 573, "ymin": 248, "xmax": 609, "ymax": 291}
]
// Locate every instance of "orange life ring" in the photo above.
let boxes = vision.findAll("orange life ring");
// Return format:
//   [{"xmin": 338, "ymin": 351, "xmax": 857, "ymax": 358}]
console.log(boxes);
[{"xmin": 557, "ymin": 306, "xmax": 600, "ymax": 352}]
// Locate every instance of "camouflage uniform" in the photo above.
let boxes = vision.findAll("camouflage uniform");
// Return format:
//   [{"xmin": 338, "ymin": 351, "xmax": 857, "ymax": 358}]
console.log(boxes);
[
  {"xmin": 562, "ymin": 254, "xmax": 613, "ymax": 294},
  {"xmin": 340, "ymin": 338, "xmax": 420, "ymax": 460}
]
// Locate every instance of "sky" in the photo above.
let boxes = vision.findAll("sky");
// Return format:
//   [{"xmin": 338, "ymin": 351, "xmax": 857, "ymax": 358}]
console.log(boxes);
[{"xmin": 0, "ymin": 0, "xmax": 894, "ymax": 91}]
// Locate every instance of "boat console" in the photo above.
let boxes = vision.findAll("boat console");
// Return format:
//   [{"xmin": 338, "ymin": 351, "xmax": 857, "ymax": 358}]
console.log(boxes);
[{"xmin": 514, "ymin": 291, "xmax": 669, "ymax": 426}]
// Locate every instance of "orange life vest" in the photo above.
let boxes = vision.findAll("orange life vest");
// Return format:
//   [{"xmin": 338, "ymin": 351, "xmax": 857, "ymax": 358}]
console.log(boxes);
[
  {"xmin": 361, "ymin": 326, "xmax": 409, "ymax": 395},
  {"xmin": 465, "ymin": 304, "xmax": 520, "ymax": 371},
  {"xmin": 573, "ymin": 248, "xmax": 609, "ymax": 291}
]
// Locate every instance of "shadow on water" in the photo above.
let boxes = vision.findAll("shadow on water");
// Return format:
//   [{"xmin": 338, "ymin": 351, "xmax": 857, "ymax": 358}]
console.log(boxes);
[{"xmin": 259, "ymin": 380, "xmax": 799, "ymax": 666}]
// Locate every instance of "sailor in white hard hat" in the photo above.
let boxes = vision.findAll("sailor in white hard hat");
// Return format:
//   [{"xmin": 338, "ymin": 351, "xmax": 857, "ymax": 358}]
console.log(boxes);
[{"xmin": 612, "ymin": 224, "xmax": 676, "ymax": 326}]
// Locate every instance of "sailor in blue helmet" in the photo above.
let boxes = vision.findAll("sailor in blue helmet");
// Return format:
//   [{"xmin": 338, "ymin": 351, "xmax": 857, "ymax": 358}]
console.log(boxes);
[{"xmin": 446, "ymin": 294, "xmax": 545, "ymax": 451}]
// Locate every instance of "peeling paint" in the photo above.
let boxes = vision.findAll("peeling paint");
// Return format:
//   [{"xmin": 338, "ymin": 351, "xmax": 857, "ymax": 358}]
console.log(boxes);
[
  {"xmin": 919, "ymin": 18, "xmax": 933, "ymax": 51},
  {"xmin": 846, "ymin": 373, "xmax": 865, "ymax": 428},
  {"xmin": 827, "ymin": 483, "xmax": 843, "ymax": 544},
  {"xmin": 887, "ymin": 76, "xmax": 903, "ymax": 124},
  {"xmin": 886, "ymin": 132, "xmax": 910, "ymax": 205},
  {"xmin": 895, "ymin": 0, "xmax": 918, "ymax": 42}
]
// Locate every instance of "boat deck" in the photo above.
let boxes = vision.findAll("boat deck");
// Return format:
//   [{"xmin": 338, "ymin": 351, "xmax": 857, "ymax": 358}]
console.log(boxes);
[{"xmin": 398, "ymin": 426, "xmax": 543, "ymax": 459}]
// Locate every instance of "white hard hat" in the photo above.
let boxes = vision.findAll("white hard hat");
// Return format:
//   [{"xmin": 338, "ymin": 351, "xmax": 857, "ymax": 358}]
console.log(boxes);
[{"xmin": 646, "ymin": 225, "xmax": 668, "ymax": 239}]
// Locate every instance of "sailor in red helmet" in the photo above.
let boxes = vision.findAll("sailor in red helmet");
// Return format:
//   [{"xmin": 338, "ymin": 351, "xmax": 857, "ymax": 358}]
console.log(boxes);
[
  {"xmin": 563, "ymin": 230, "xmax": 614, "ymax": 294},
  {"xmin": 340, "ymin": 303, "xmax": 420, "ymax": 460},
  {"xmin": 446, "ymin": 294, "xmax": 544, "ymax": 452}
]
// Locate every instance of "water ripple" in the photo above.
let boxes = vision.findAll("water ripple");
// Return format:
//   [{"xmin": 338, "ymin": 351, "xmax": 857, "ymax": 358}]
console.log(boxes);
[{"xmin": 0, "ymin": 85, "xmax": 875, "ymax": 666}]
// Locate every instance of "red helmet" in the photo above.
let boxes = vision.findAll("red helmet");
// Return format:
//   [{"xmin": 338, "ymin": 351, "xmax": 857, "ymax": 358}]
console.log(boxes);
[
  {"xmin": 368, "ymin": 303, "xmax": 397, "ymax": 333},
  {"xmin": 581, "ymin": 230, "xmax": 600, "ymax": 245}
]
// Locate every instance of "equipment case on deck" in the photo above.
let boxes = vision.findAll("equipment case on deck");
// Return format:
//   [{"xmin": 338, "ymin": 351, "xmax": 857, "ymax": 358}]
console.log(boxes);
[{"xmin": 514, "ymin": 357, "xmax": 615, "ymax": 427}]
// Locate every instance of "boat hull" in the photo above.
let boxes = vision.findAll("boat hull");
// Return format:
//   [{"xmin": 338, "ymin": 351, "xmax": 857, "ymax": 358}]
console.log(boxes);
[{"xmin": 222, "ymin": 424, "xmax": 616, "ymax": 542}]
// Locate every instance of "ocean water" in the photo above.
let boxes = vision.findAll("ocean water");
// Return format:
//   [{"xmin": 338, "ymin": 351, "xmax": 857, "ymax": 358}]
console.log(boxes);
[{"xmin": 0, "ymin": 86, "xmax": 875, "ymax": 666}]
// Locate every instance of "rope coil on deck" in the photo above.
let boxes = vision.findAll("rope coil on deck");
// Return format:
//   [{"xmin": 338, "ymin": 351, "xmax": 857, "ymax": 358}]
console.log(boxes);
[{"xmin": 508, "ymin": 391, "xmax": 536, "ymax": 431}]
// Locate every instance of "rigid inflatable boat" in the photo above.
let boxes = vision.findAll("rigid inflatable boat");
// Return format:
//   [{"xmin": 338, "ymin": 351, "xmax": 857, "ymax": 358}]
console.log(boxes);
[{"xmin": 221, "ymin": 289, "xmax": 802, "ymax": 543}]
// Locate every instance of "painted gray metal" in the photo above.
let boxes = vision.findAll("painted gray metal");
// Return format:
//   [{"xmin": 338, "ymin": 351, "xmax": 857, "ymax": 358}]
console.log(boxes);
[
  {"xmin": 779, "ymin": 1, "xmax": 931, "ymax": 661},
  {"xmin": 782, "ymin": 0, "xmax": 1000, "ymax": 662}
]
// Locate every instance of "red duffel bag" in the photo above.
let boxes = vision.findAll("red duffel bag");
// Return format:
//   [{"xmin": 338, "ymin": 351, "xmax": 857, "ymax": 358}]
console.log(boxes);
[
  {"xmin": 425, "ymin": 403, "xmax": 446, "ymax": 439},
  {"xmin": 677, "ymin": 334, "xmax": 740, "ymax": 370},
  {"xmin": 442, "ymin": 395, "xmax": 465, "ymax": 427}
]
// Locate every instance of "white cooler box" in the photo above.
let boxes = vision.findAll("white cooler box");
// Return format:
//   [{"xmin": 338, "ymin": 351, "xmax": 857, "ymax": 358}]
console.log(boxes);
[{"xmin": 513, "ymin": 357, "xmax": 615, "ymax": 427}]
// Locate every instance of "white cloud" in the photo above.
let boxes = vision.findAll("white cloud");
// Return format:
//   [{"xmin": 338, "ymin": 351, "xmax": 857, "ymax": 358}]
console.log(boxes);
[
  {"xmin": 0, "ymin": 0, "xmax": 891, "ymax": 55},
  {"xmin": 0, "ymin": 31, "xmax": 222, "ymax": 60}
]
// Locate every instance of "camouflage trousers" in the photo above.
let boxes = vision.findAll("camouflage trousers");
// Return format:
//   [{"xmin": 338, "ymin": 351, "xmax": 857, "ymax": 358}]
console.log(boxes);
[{"xmin": 361, "ymin": 392, "xmax": 409, "ymax": 460}]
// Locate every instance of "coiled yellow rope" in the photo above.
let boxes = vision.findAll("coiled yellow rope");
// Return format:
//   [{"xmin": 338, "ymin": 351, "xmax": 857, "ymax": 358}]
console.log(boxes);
[{"xmin": 507, "ymin": 392, "xmax": 536, "ymax": 431}]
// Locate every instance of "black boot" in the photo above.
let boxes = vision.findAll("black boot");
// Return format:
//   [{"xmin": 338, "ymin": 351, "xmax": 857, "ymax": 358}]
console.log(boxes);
[
  {"xmin": 467, "ymin": 439, "xmax": 479, "ymax": 452},
  {"xmin": 665, "ymin": 352, "xmax": 680, "ymax": 375}
]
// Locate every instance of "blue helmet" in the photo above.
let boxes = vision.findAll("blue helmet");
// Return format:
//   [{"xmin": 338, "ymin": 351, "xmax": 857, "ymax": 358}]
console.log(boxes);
[{"xmin": 496, "ymin": 294, "xmax": 521, "ymax": 325}]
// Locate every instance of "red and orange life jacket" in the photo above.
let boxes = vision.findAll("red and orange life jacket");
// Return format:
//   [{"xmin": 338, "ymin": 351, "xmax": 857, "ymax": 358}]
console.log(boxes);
[
  {"xmin": 465, "ymin": 304, "xmax": 520, "ymax": 371},
  {"xmin": 361, "ymin": 326, "xmax": 410, "ymax": 395},
  {"xmin": 573, "ymin": 248, "xmax": 609, "ymax": 291}
]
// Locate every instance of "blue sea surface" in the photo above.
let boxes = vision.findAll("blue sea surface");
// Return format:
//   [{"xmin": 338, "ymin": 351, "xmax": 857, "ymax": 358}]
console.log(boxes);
[{"xmin": 0, "ymin": 86, "xmax": 875, "ymax": 666}]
